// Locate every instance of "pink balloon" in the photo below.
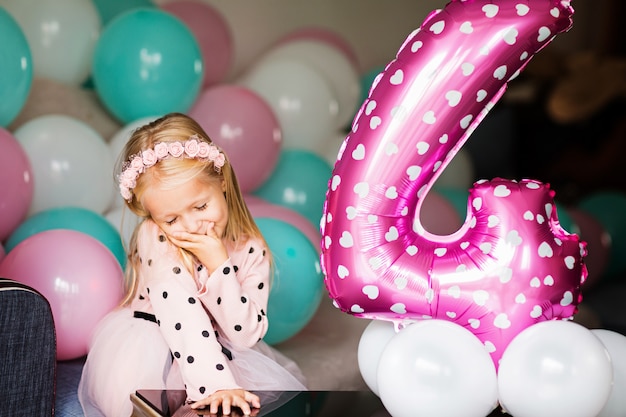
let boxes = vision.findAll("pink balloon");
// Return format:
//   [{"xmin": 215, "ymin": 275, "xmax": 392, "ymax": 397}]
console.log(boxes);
[
  {"xmin": 567, "ymin": 208, "xmax": 610, "ymax": 290},
  {"xmin": 320, "ymin": 0, "xmax": 584, "ymax": 367},
  {"xmin": 276, "ymin": 26, "xmax": 359, "ymax": 70},
  {"xmin": 0, "ymin": 229, "xmax": 124, "ymax": 360},
  {"xmin": 245, "ymin": 195, "xmax": 321, "ymax": 251},
  {"xmin": 189, "ymin": 85, "xmax": 282, "ymax": 193},
  {"xmin": 161, "ymin": 0, "xmax": 233, "ymax": 88},
  {"xmin": 0, "ymin": 127, "xmax": 34, "ymax": 241}
]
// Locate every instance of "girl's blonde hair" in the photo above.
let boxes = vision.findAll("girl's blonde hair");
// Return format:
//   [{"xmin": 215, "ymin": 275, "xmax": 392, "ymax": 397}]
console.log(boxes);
[{"xmin": 117, "ymin": 113, "xmax": 269, "ymax": 305}]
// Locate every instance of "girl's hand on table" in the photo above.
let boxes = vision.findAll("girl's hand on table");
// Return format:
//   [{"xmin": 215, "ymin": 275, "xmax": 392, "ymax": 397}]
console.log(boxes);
[{"xmin": 190, "ymin": 389, "xmax": 260, "ymax": 416}]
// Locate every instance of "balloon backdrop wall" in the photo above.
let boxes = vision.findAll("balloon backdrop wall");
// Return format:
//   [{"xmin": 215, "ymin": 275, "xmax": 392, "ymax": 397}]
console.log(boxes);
[{"xmin": 1, "ymin": 1, "xmax": 626, "ymax": 416}]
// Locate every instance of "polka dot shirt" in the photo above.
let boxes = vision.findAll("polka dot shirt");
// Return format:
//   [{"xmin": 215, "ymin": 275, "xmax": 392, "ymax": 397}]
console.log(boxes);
[{"xmin": 130, "ymin": 220, "xmax": 270, "ymax": 401}]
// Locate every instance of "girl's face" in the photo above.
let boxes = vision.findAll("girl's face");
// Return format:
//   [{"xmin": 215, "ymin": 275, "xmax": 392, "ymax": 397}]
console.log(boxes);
[{"xmin": 142, "ymin": 176, "xmax": 229, "ymax": 239}]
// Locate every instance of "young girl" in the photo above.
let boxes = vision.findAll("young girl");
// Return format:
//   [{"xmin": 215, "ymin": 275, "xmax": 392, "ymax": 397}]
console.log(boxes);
[{"xmin": 78, "ymin": 113, "xmax": 307, "ymax": 416}]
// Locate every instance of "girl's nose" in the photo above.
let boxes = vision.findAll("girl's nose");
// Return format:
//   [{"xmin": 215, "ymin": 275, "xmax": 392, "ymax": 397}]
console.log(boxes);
[{"xmin": 183, "ymin": 216, "xmax": 204, "ymax": 234}]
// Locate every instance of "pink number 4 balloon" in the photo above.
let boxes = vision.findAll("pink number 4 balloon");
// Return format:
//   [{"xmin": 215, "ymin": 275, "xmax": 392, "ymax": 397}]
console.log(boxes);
[{"xmin": 320, "ymin": 0, "xmax": 587, "ymax": 365}]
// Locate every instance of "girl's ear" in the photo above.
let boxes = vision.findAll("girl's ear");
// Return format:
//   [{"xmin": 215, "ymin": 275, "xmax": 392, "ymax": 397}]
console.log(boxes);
[{"xmin": 221, "ymin": 180, "xmax": 226, "ymax": 192}]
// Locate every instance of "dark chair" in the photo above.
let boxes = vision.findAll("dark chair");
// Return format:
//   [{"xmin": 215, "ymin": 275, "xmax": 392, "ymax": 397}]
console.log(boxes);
[{"xmin": 0, "ymin": 278, "xmax": 57, "ymax": 416}]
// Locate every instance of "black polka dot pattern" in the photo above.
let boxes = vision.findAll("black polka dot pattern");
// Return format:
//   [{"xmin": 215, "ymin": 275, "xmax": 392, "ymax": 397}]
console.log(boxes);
[{"xmin": 139, "ymin": 226, "xmax": 273, "ymax": 400}]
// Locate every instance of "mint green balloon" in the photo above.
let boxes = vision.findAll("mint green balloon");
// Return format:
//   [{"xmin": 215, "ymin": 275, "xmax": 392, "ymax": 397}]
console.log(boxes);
[
  {"xmin": 0, "ymin": 7, "xmax": 33, "ymax": 127},
  {"xmin": 5, "ymin": 206, "xmax": 126, "ymax": 269},
  {"xmin": 579, "ymin": 191, "xmax": 626, "ymax": 279},
  {"xmin": 436, "ymin": 186, "xmax": 470, "ymax": 220},
  {"xmin": 554, "ymin": 201, "xmax": 574, "ymax": 235},
  {"xmin": 92, "ymin": 8, "xmax": 203, "ymax": 124},
  {"xmin": 360, "ymin": 64, "xmax": 385, "ymax": 106},
  {"xmin": 91, "ymin": 0, "xmax": 155, "ymax": 26},
  {"xmin": 254, "ymin": 149, "xmax": 332, "ymax": 229},
  {"xmin": 256, "ymin": 217, "xmax": 324, "ymax": 345}
]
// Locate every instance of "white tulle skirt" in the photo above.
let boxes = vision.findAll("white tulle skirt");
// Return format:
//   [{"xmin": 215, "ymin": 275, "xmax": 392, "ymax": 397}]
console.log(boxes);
[{"xmin": 78, "ymin": 308, "xmax": 307, "ymax": 417}]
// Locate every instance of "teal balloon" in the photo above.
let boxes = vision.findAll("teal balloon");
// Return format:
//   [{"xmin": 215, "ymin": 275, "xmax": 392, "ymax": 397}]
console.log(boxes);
[
  {"xmin": 91, "ymin": 0, "xmax": 155, "ymax": 26},
  {"xmin": 256, "ymin": 217, "xmax": 324, "ymax": 345},
  {"xmin": 579, "ymin": 191, "xmax": 626, "ymax": 279},
  {"xmin": 5, "ymin": 206, "xmax": 126, "ymax": 269},
  {"xmin": 0, "ymin": 7, "xmax": 33, "ymax": 127},
  {"xmin": 554, "ymin": 201, "xmax": 574, "ymax": 235},
  {"xmin": 359, "ymin": 65, "xmax": 385, "ymax": 105},
  {"xmin": 436, "ymin": 186, "xmax": 470, "ymax": 220},
  {"xmin": 92, "ymin": 8, "xmax": 203, "ymax": 124},
  {"xmin": 254, "ymin": 149, "xmax": 332, "ymax": 229}
]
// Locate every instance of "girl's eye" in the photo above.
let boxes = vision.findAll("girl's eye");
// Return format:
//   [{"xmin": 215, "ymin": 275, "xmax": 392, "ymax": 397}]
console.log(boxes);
[
  {"xmin": 197, "ymin": 203, "xmax": 208, "ymax": 211},
  {"xmin": 166, "ymin": 218, "xmax": 177, "ymax": 226}
]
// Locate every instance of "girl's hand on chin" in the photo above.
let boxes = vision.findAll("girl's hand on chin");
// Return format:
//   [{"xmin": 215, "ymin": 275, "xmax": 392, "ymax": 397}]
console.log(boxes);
[{"xmin": 168, "ymin": 224, "xmax": 228, "ymax": 273}]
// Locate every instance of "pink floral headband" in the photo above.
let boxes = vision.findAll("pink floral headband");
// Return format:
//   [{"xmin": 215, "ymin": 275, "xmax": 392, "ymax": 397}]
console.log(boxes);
[{"xmin": 119, "ymin": 134, "xmax": 226, "ymax": 201}]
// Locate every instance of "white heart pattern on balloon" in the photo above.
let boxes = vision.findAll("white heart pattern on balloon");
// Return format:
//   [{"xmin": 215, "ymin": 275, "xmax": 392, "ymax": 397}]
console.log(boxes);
[{"xmin": 320, "ymin": 0, "xmax": 586, "ymax": 366}]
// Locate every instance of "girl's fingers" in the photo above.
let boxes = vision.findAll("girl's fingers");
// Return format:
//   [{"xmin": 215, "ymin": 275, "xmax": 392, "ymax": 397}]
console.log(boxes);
[{"xmin": 244, "ymin": 392, "xmax": 261, "ymax": 409}]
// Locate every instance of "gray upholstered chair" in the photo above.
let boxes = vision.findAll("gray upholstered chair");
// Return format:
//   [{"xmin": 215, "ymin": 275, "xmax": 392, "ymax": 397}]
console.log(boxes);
[{"xmin": 0, "ymin": 278, "xmax": 57, "ymax": 416}]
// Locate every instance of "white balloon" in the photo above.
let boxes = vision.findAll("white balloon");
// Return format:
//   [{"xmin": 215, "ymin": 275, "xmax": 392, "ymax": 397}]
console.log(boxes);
[
  {"xmin": 320, "ymin": 130, "xmax": 349, "ymax": 167},
  {"xmin": 258, "ymin": 40, "xmax": 361, "ymax": 130},
  {"xmin": 592, "ymin": 329, "xmax": 626, "ymax": 417},
  {"xmin": 104, "ymin": 205, "xmax": 142, "ymax": 250},
  {"xmin": 357, "ymin": 319, "xmax": 397, "ymax": 396},
  {"xmin": 14, "ymin": 114, "xmax": 114, "ymax": 215},
  {"xmin": 498, "ymin": 321, "xmax": 613, "ymax": 417},
  {"xmin": 1, "ymin": 0, "xmax": 101, "ymax": 86},
  {"xmin": 239, "ymin": 57, "xmax": 340, "ymax": 151},
  {"xmin": 377, "ymin": 320, "xmax": 498, "ymax": 417},
  {"xmin": 107, "ymin": 115, "xmax": 161, "ymax": 211}
]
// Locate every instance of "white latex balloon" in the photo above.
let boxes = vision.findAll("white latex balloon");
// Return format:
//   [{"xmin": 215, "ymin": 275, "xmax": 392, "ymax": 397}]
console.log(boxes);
[
  {"xmin": 107, "ymin": 115, "xmax": 161, "ymax": 211},
  {"xmin": 592, "ymin": 329, "xmax": 626, "ymax": 417},
  {"xmin": 498, "ymin": 321, "xmax": 613, "ymax": 417},
  {"xmin": 1, "ymin": 0, "xmax": 101, "ymax": 86},
  {"xmin": 240, "ymin": 57, "xmax": 340, "ymax": 151},
  {"xmin": 257, "ymin": 40, "xmax": 361, "ymax": 130},
  {"xmin": 14, "ymin": 114, "xmax": 114, "ymax": 215},
  {"xmin": 377, "ymin": 320, "xmax": 498, "ymax": 417},
  {"xmin": 320, "ymin": 130, "xmax": 349, "ymax": 167},
  {"xmin": 104, "ymin": 205, "xmax": 142, "ymax": 250},
  {"xmin": 357, "ymin": 319, "xmax": 397, "ymax": 396}
]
